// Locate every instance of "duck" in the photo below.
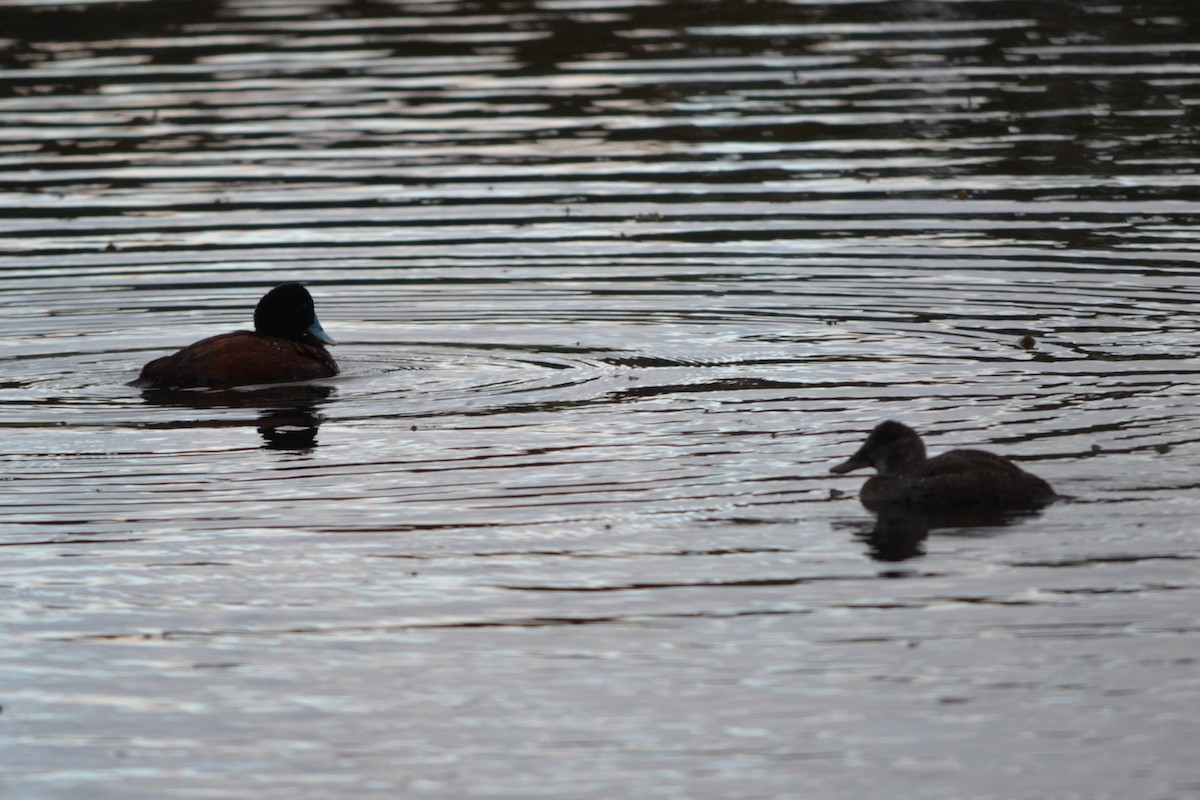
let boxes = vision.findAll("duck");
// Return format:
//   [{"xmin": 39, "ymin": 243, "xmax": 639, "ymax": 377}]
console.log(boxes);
[
  {"xmin": 830, "ymin": 420, "xmax": 1054, "ymax": 511},
  {"xmin": 131, "ymin": 283, "xmax": 338, "ymax": 390}
]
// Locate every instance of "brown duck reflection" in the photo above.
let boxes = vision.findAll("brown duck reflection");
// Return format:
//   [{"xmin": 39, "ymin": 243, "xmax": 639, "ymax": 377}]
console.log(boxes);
[
  {"xmin": 850, "ymin": 506, "xmax": 1040, "ymax": 562},
  {"xmin": 137, "ymin": 384, "xmax": 332, "ymax": 452}
]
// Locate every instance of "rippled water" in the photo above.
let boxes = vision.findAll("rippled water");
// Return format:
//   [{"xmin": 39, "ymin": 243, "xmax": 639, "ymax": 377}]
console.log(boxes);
[{"xmin": 3, "ymin": 1, "xmax": 1200, "ymax": 797}]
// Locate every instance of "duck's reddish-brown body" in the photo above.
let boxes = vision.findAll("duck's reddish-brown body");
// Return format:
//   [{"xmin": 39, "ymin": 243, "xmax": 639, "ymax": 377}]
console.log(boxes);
[{"xmin": 133, "ymin": 331, "xmax": 338, "ymax": 389}]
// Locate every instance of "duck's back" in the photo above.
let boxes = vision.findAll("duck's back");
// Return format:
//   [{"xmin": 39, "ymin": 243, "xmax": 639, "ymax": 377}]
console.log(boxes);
[
  {"xmin": 862, "ymin": 448, "xmax": 1054, "ymax": 510},
  {"xmin": 133, "ymin": 331, "xmax": 339, "ymax": 390}
]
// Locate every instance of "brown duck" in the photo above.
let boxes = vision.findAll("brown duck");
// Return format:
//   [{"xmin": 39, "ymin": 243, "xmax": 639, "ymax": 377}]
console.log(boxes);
[{"xmin": 831, "ymin": 420, "xmax": 1055, "ymax": 511}]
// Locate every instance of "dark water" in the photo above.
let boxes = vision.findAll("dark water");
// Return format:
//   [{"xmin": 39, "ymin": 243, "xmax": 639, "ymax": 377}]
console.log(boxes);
[{"xmin": 3, "ymin": 1, "xmax": 1200, "ymax": 797}]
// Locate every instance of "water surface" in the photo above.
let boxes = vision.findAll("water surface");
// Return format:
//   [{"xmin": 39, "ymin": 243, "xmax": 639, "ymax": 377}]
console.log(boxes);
[{"xmin": 2, "ymin": 1, "xmax": 1199, "ymax": 797}]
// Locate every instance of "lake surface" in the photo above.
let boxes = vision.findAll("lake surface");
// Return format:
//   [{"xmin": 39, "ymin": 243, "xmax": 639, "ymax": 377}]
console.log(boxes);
[{"xmin": 3, "ymin": 0, "xmax": 1200, "ymax": 797}]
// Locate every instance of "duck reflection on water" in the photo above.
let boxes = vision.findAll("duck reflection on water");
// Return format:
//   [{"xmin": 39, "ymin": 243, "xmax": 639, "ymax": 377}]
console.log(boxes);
[
  {"xmin": 136, "ymin": 384, "xmax": 333, "ymax": 452},
  {"xmin": 831, "ymin": 421, "xmax": 1056, "ymax": 562},
  {"xmin": 848, "ymin": 506, "xmax": 1041, "ymax": 562}
]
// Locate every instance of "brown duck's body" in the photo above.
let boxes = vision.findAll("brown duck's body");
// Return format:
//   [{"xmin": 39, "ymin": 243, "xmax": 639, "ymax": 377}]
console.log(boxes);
[
  {"xmin": 832, "ymin": 421, "xmax": 1055, "ymax": 512},
  {"xmin": 131, "ymin": 283, "xmax": 339, "ymax": 390},
  {"xmin": 133, "ymin": 331, "xmax": 338, "ymax": 390}
]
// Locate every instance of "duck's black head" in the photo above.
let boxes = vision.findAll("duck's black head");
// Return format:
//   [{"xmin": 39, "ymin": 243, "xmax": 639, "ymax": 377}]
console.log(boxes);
[
  {"xmin": 254, "ymin": 283, "xmax": 335, "ymax": 346},
  {"xmin": 830, "ymin": 420, "xmax": 927, "ymax": 476}
]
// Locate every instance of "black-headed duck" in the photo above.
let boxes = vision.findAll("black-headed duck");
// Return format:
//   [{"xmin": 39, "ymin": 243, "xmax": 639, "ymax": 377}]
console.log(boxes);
[
  {"xmin": 132, "ymin": 283, "xmax": 338, "ymax": 390},
  {"xmin": 831, "ymin": 420, "xmax": 1054, "ymax": 511}
]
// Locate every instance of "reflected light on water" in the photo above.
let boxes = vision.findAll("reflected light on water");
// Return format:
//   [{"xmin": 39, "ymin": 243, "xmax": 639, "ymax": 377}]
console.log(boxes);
[{"xmin": 3, "ymin": 0, "xmax": 1200, "ymax": 798}]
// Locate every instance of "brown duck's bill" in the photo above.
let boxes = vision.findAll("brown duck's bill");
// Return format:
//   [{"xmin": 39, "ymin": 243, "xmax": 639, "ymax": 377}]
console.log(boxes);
[{"xmin": 830, "ymin": 454, "xmax": 868, "ymax": 474}]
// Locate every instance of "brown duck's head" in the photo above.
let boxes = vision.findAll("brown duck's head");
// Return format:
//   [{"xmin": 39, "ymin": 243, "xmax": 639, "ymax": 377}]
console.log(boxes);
[{"xmin": 830, "ymin": 420, "xmax": 927, "ymax": 476}]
